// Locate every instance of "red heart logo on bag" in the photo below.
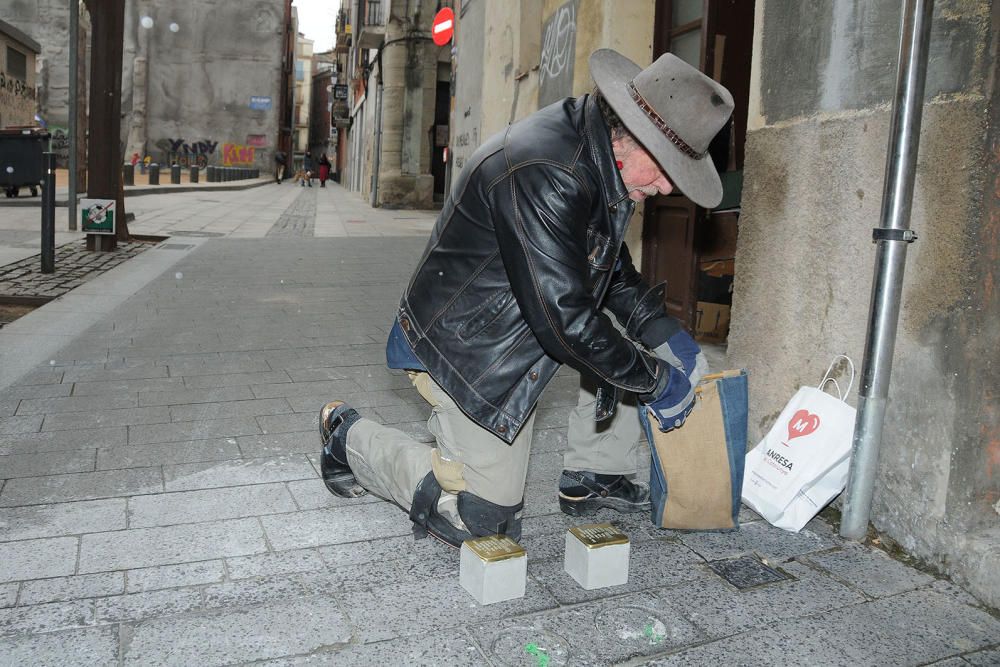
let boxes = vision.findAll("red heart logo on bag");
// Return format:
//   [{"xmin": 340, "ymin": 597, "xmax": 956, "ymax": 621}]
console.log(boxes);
[{"xmin": 786, "ymin": 409, "xmax": 820, "ymax": 441}]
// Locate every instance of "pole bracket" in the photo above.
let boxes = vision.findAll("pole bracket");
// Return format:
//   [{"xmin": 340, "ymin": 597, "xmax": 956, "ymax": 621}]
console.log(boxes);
[{"xmin": 872, "ymin": 228, "xmax": 918, "ymax": 243}]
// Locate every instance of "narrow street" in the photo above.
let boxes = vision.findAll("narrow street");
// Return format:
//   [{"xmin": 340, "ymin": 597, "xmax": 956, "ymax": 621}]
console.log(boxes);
[{"xmin": 0, "ymin": 185, "xmax": 997, "ymax": 664}]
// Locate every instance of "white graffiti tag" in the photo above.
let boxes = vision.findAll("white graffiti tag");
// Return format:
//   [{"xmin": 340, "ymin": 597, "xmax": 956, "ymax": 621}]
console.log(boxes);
[{"xmin": 539, "ymin": 2, "xmax": 576, "ymax": 88}]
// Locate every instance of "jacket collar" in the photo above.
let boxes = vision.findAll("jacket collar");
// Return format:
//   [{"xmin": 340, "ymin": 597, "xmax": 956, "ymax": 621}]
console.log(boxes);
[{"xmin": 583, "ymin": 94, "xmax": 631, "ymax": 209}]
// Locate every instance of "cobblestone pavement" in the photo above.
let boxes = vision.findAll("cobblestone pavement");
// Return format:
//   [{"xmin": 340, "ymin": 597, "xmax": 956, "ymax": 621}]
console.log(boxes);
[
  {"xmin": 0, "ymin": 187, "xmax": 997, "ymax": 665},
  {"xmin": 0, "ymin": 239, "xmax": 154, "ymax": 300}
]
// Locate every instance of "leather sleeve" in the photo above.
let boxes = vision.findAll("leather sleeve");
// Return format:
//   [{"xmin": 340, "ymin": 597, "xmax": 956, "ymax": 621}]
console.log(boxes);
[
  {"xmin": 604, "ymin": 244, "xmax": 683, "ymax": 350},
  {"xmin": 489, "ymin": 164, "xmax": 659, "ymax": 394}
]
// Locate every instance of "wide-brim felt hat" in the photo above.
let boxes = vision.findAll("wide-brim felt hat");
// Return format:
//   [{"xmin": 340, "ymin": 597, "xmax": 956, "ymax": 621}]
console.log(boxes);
[{"xmin": 590, "ymin": 49, "xmax": 734, "ymax": 208}]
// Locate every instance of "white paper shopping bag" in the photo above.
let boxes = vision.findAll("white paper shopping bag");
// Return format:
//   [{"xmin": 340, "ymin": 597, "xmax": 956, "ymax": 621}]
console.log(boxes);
[{"xmin": 741, "ymin": 356, "xmax": 857, "ymax": 532}]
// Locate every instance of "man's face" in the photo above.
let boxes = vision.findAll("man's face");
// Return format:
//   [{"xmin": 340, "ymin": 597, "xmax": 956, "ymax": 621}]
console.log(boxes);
[{"xmin": 615, "ymin": 136, "xmax": 674, "ymax": 202}]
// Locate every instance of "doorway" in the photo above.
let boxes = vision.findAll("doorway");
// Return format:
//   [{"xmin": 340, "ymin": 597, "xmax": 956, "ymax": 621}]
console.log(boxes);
[{"xmin": 641, "ymin": 0, "xmax": 755, "ymax": 344}]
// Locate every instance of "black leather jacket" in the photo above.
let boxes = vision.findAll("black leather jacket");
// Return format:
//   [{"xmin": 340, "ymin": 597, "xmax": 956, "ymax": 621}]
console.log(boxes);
[{"xmin": 396, "ymin": 95, "xmax": 679, "ymax": 443}]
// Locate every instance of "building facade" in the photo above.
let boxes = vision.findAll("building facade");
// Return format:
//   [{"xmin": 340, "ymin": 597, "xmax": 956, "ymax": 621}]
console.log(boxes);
[
  {"xmin": 0, "ymin": 19, "xmax": 40, "ymax": 128},
  {"xmin": 293, "ymin": 30, "xmax": 314, "ymax": 157},
  {"xmin": 340, "ymin": 0, "xmax": 451, "ymax": 208},
  {"xmin": 118, "ymin": 0, "xmax": 287, "ymax": 171},
  {"xmin": 309, "ymin": 51, "xmax": 335, "ymax": 162}
]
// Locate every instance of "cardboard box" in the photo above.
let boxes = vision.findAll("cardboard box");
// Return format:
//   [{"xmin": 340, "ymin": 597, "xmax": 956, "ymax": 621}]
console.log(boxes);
[{"xmin": 696, "ymin": 301, "xmax": 731, "ymax": 343}]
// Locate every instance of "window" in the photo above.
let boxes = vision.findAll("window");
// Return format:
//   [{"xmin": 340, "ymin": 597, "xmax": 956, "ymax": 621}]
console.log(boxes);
[
  {"xmin": 295, "ymin": 61, "xmax": 304, "ymax": 81},
  {"xmin": 6, "ymin": 47, "xmax": 27, "ymax": 81}
]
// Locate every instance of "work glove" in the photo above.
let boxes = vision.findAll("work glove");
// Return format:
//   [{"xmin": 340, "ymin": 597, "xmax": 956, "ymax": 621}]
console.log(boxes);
[
  {"xmin": 639, "ymin": 330, "xmax": 707, "ymax": 432},
  {"xmin": 653, "ymin": 330, "xmax": 708, "ymax": 389},
  {"xmin": 638, "ymin": 358, "xmax": 696, "ymax": 432}
]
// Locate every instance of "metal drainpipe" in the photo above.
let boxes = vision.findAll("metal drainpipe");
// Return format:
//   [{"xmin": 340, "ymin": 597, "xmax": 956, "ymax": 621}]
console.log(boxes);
[
  {"xmin": 840, "ymin": 0, "xmax": 934, "ymax": 540},
  {"xmin": 371, "ymin": 70, "xmax": 383, "ymax": 207},
  {"xmin": 68, "ymin": 0, "xmax": 79, "ymax": 230}
]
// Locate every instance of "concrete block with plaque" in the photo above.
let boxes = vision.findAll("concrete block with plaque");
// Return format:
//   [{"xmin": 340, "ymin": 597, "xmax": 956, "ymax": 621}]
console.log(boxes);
[
  {"xmin": 564, "ymin": 523, "xmax": 630, "ymax": 590},
  {"xmin": 459, "ymin": 534, "xmax": 527, "ymax": 605}
]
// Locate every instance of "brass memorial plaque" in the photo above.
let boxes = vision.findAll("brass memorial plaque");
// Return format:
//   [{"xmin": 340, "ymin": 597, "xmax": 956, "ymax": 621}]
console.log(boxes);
[
  {"xmin": 464, "ymin": 535, "xmax": 526, "ymax": 562},
  {"xmin": 568, "ymin": 523, "xmax": 629, "ymax": 549}
]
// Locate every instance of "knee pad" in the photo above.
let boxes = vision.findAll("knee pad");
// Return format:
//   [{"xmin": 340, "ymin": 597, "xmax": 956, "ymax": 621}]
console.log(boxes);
[{"xmin": 409, "ymin": 472, "xmax": 523, "ymax": 548}]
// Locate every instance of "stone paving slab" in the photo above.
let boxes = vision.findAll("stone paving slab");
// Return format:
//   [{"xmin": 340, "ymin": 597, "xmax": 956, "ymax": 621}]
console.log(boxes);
[
  {"xmin": 121, "ymin": 597, "xmax": 352, "ymax": 666},
  {"xmin": 0, "ymin": 625, "xmax": 119, "ymax": 666},
  {"xmin": 471, "ymin": 591, "xmax": 705, "ymax": 666},
  {"xmin": 0, "ymin": 584, "xmax": 17, "ymax": 608},
  {"xmin": 124, "ymin": 560, "xmax": 226, "ymax": 594},
  {"xmin": 0, "ymin": 498, "xmax": 127, "ymax": 541},
  {"xmin": 0, "ymin": 537, "xmax": 78, "ymax": 583},
  {"xmin": 78, "ymin": 518, "xmax": 268, "ymax": 573},
  {"xmin": 18, "ymin": 572, "xmax": 125, "ymax": 606},
  {"xmin": 0, "ymin": 426, "xmax": 126, "ymax": 455},
  {"xmin": 0, "ymin": 467, "xmax": 163, "ymax": 506},
  {"xmin": 0, "ymin": 448, "xmax": 96, "ymax": 478},
  {"xmin": 96, "ymin": 437, "xmax": 241, "ymax": 470},
  {"xmin": 127, "ymin": 483, "xmax": 297, "ymax": 528}
]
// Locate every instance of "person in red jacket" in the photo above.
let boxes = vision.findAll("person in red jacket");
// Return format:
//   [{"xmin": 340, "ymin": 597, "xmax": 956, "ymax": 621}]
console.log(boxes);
[{"xmin": 318, "ymin": 153, "xmax": 332, "ymax": 187}]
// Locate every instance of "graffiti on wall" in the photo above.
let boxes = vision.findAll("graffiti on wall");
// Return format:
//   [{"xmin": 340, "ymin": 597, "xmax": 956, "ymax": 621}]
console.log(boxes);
[
  {"xmin": 154, "ymin": 138, "xmax": 218, "ymax": 167},
  {"xmin": 452, "ymin": 126, "xmax": 479, "ymax": 170},
  {"xmin": 222, "ymin": 143, "xmax": 256, "ymax": 166},
  {"xmin": 0, "ymin": 71, "xmax": 37, "ymax": 127},
  {"xmin": 538, "ymin": 0, "xmax": 578, "ymax": 108},
  {"xmin": 49, "ymin": 126, "xmax": 70, "ymax": 162},
  {"xmin": 0, "ymin": 72, "xmax": 36, "ymax": 100}
]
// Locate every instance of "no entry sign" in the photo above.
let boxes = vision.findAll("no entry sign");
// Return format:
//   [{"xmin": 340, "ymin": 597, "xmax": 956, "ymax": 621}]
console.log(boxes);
[{"xmin": 431, "ymin": 7, "xmax": 454, "ymax": 46}]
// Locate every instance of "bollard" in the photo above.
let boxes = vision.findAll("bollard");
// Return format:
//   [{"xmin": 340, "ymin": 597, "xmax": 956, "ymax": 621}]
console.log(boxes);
[
  {"xmin": 123, "ymin": 163, "xmax": 135, "ymax": 186},
  {"xmin": 190, "ymin": 165, "xmax": 199, "ymax": 183},
  {"xmin": 149, "ymin": 163, "xmax": 160, "ymax": 185},
  {"xmin": 41, "ymin": 152, "xmax": 56, "ymax": 274},
  {"xmin": 170, "ymin": 164, "xmax": 181, "ymax": 184},
  {"xmin": 207, "ymin": 166, "xmax": 216, "ymax": 183}
]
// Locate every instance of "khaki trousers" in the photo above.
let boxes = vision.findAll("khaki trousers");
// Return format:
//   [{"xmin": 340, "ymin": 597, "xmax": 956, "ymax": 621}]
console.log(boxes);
[{"xmin": 345, "ymin": 372, "xmax": 643, "ymax": 517}]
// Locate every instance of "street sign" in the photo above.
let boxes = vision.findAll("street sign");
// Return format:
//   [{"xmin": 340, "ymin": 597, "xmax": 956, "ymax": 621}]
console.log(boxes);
[
  {"xmin": 249, "ymin": 96, "xmax": 272, "ymax": 110},
  {"xmin": 333, "ymin": 84, "xmax": 348, "ymax": 100},
  {"xmin": 80, "ymin": 198, "xmax": 115, "ymax": 235},
  {"xmin": 431, "ymin": 7, "xmax": 454, "ymax": 46}
]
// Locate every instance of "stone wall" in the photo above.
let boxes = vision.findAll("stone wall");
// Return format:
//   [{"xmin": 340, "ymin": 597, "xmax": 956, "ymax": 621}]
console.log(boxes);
[
  {"xmin": 122, "ymin": 0, "xmax": 285, "ymax": 170},
  {"xmin": 731, "ymin": 0, "xmax": 999, "ymax": 606}
]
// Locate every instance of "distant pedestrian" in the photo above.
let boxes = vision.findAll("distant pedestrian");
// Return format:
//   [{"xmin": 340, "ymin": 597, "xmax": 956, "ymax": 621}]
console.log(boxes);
[
  {"xmin": 302, "ymin": 151, "xmax": 314, "ymax": 187},
  {"xmin": 130, "ymin": 152, "xmax": 140, "ymax": 168},
  {"xmin": 318, "ymin": 153, "xmax": 331, "ymax": 187},
  {"xmin": 274, "ymin": 149, "xmax": 287, "ymax": 184},
  {"xmin": 141, "ymin": 155, "xmax": 151, "ymax": 175}
]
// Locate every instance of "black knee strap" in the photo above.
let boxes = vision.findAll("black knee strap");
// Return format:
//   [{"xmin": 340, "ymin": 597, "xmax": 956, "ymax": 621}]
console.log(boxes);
[{"xmin": 409, "ymin": 472, "xmax": 523, "ymax": 548}]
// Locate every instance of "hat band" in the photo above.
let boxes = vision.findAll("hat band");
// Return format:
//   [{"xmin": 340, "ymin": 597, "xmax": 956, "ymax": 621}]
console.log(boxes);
[{"xmin": 627, "ymin": 81, "xmax": 705, "ymax": 160}]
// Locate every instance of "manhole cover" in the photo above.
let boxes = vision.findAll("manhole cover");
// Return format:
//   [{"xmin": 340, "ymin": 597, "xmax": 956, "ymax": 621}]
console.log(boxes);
[
  {"xmin": 169, "ymin": 231, "xmax": 225, "ymax": 237},
  {"xmin": 708, "ymin": 555, "xmax": 789, "ymax": 589},
  {"xmin": 158, "ymin": 243, "xmax": 195, "ymax": 251}
]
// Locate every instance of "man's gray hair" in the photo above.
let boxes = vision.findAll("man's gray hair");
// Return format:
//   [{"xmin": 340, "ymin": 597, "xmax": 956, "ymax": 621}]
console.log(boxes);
[{"xmin": 594, "ymin": 88, "xmax": 629, "ymax": 141}]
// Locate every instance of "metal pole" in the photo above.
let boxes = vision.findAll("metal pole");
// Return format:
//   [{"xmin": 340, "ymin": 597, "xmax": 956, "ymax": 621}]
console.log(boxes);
[
  {"xmin": 41, "ymin": 152, "xmax": 56, "ymax": 273},
  {"xmin": 68, "ymin": 0, "xmax": 79, "ymax": 230},
  {"xmin": 840, "ymin": 0, "xmax": 934, "ymax": 540}
]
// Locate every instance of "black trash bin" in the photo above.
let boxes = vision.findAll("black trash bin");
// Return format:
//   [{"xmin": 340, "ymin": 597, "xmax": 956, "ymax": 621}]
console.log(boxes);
[{"xmin": 0, "ymin": 128, "xmax": 50, "ymax": 198}]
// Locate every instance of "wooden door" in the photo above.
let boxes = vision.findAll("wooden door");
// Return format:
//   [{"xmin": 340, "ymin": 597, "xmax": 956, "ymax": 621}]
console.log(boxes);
[{"xmin": 642, "ymin": 0, "xmax": 755, "ymax": 331}]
